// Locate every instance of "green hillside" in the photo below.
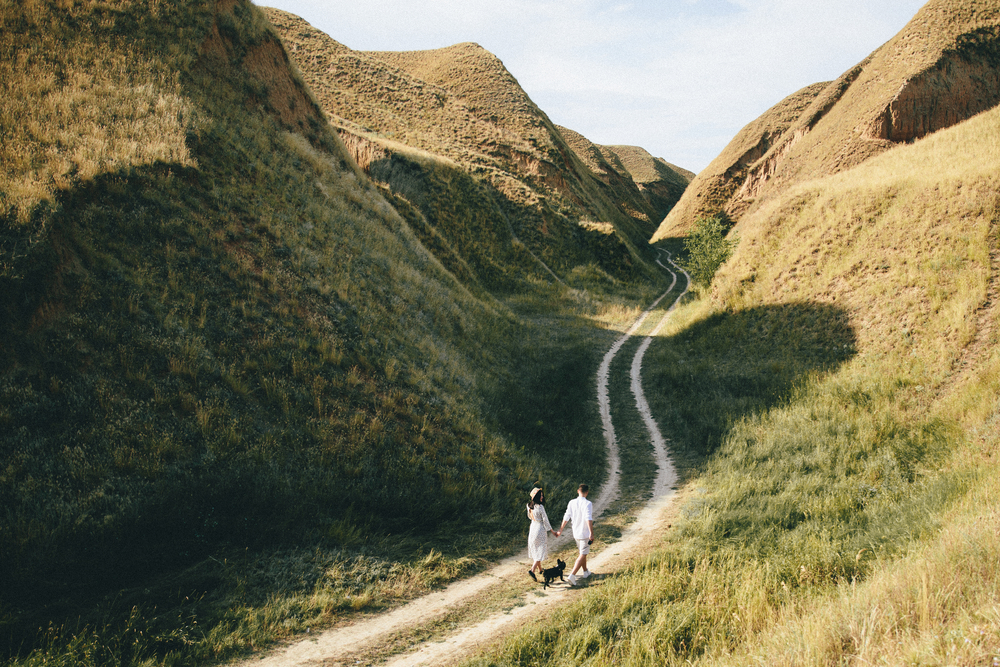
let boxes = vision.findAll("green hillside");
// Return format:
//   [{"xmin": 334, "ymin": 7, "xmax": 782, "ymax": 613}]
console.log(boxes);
[
  {"xmin": 0, "ymin": 0, "xmax": 633, "ymax": 663},
  {"xmin": 263, "ymin": 8, "xmax": 670, "ymax": 290},
  {"xmin": 654, "ymin": 0, "xmax": 1000, "ymax": 240},
  {"xmin": 483, "ymin": 5, "xmax": 1000, "ymax": 665}
]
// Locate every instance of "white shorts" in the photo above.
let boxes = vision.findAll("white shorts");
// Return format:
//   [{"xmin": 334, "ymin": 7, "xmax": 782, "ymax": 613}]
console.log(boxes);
[{"xmin": 576, "ymin": 539, "xmax": 590, "ymax": 555}]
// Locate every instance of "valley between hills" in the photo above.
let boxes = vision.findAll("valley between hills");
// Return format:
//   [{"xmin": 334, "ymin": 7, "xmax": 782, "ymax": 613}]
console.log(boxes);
[
  {"xmin": 3, "ymin": 1, "xmax": 1000, "ymax": 666},
  {"xmin": 229, "ymin": 251, "xmax": 689, "ymax": 667}
]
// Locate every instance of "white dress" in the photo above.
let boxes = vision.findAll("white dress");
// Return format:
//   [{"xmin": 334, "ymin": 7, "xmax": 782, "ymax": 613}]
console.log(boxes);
[{"xmin": 527, "ymin": 503, "xmax": 552, "ymax": 562}]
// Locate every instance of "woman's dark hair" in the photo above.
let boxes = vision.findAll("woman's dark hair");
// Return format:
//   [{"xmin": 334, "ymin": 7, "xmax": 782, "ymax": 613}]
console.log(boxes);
[{"xmin": 528, "ymin": 490, "xmax": 544, "ymax": 509}]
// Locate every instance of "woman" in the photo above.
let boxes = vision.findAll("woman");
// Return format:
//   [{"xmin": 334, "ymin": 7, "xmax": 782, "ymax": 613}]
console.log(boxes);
[{"xmin": 526, "ymin": 487, "xmax": 559, "ymax": 580}]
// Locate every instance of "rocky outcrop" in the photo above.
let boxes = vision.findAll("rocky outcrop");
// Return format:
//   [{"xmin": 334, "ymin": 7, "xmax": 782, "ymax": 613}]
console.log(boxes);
[
  {"xmin": 868, "ymin": 49, "xmax": 1000, "ymax": 142},
  {"xmin": 735, "ymin": 64, "xmax": 865, "ymax": 207}
]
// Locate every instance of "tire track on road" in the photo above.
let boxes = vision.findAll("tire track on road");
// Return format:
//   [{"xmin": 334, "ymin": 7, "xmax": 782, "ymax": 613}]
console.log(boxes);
[
  {"xmin": 383, "ymin": 250, "xmax": 689, "ymax": 666},
  {"xmin": 231, "ymin": 249, "xmax": 688, "ymax": 667},
  {"xmin": 592, "ymin": 254, "xmax": 678, "ymax": 516},
  {"xmin": 631, "ymin": 251, "xmax": 688, "ymax": 502}
]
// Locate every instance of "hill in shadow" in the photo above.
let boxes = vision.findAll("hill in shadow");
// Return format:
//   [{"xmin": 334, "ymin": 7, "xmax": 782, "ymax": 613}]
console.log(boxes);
[{"xmin": 0, "ymin": 0, "xmax": 558, "ymax": 654}]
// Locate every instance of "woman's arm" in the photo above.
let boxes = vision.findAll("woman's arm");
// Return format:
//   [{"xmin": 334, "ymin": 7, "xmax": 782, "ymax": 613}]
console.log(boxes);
[{"xmin": 541, "ymin": 505, "xmax": 554, "ymax": 533}]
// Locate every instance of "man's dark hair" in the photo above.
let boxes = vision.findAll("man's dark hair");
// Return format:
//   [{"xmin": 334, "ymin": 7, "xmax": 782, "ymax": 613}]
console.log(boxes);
[{"xmin": 578, "ymin": 484, "xmax": 589, "ymax": 493}]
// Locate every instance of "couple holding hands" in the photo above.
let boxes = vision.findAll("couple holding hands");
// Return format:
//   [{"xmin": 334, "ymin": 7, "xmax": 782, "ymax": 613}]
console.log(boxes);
[{"xmin": 526, "ymin": 484, "xmax": 593, "ymax": 586}]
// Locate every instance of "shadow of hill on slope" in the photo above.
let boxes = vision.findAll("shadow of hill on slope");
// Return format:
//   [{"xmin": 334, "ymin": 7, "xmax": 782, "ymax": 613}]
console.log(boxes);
[
  {"xmin": 362, "ymin": 148, "xmax": 654, "ymax": 294},
  {"xmin": 477, "ymin": 296, "xmax": 967, "ymax": 665},
  {"xmin": 0, "ymin": 160, "xmax": 635, "ymax": 665},
  {"xmin": 643, "ymin": 300, "xmax": 857, "ymax": 469},
  {"xmin": 0, "ymin": 0, "xmax": 539, "ymax": 644},
  {"xmin": 0, "ymin": 157, "xmax": 522, "ymax": 601},
  {"xmin": 0, "ymin": 164, "xmax": 661, "ymax": 667},
  {"xmin": 643, "ymin": 296, "xmax": 958, "ymax": 572}
]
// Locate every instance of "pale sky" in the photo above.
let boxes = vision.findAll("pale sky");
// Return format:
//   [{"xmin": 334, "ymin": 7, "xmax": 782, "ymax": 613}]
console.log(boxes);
[{"xmin": 258, "ymin": 0, "xmax": 928, "ymax": 173}]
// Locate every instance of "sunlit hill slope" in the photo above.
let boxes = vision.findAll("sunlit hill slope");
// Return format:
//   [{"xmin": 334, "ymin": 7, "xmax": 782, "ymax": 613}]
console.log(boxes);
[
  {"xmin": 486, "ymin": 1, "xmax": 1000, "ymax": 664},
  {"xmin": 556, "ymin": 124, "xmax": 692, "ymax": 226},
  {"xmin": 654, "ymin": 0, "xmax": 1000, "ymax": 239},
  {"xmin": 264, "ymin": 7, "xmax": 682, "ymax": 290}
]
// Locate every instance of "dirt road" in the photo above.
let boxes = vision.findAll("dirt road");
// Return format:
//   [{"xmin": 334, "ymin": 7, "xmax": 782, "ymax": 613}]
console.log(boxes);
[{"xmin": 232, "ymin": 251, "xmax": 689, "ymax": 667}]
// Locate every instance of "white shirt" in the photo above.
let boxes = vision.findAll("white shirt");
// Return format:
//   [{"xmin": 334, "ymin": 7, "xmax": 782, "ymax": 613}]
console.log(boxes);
[{"xmin": 563, "ymin": 495, "xmax": 593, "ymax": 540}]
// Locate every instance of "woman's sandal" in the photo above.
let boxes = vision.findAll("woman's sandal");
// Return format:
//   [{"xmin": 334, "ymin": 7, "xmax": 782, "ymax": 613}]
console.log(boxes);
[{"xmin": 528, "ymin": 570, "xmax": 537, "ymax": 581}]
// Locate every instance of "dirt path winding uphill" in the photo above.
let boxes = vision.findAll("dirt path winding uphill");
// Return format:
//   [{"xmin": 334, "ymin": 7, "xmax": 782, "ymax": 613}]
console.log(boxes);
[
  {"xmin": 231, "ymin": 252, "xmax": 688, "ymax": 667},
  {"xmin": 593, "ymin": 252, "xmax": 679, "ymax": 517},
  {"xmin": 632, "ymin": 251, "xmax": 688, "ymax": 503},
  {"xmin": 382, "ymin": 252, "xmax": 689, "ymax": 666}
]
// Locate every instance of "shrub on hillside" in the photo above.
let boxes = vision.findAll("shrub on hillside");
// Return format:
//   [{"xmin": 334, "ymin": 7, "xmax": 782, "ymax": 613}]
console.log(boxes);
[{"xmin": 680, "ymin": 216, "xmax": 737, "ymax": 290}]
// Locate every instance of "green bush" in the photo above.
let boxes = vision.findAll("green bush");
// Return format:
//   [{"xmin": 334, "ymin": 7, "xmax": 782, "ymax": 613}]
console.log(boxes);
[{"xmin": 679, "ymin": 216, "xmax": 737, "ymax": 290}]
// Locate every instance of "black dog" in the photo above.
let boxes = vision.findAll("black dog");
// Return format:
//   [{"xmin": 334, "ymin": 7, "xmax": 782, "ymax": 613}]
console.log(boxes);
[{"xmin": 542, "ymin": 559, "xmax": 566, "ymax": 589}]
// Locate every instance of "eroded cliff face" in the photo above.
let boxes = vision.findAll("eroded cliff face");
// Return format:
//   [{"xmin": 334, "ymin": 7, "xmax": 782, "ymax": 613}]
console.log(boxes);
[
  {"xmin": 653, "ymin": 1, "xmax": 1000, "ymax": 242},
  {"xmin": 653, "ymin": 82, "xmax": 827, "ymax": 239},
  {"xmin": 198, "ymin": 0, "xmax": 327, "ymax": 141},
  {"xmin": 868, "ymin": 51, "xmax": 1000, "ymax": 142}
]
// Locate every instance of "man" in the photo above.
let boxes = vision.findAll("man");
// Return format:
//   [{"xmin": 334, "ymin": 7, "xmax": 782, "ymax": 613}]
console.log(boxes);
[{"xmin": 559, "ymin": 483, "xmax": 593, "ymax": 585}]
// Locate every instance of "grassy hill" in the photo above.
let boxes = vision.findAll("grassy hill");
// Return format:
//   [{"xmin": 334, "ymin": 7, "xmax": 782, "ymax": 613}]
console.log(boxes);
[
  {"xmin": 600, "ymin": 145, "xmax": 694, "ymax": 218},
  {"xmin": 556, "ymin": 125, "xmax": 693, "ymax": 225},
  {"xmin": 263, "ymin": 8, "xmax": 672, "ymax": 290},
  {"xmin": 482, "ymin": 2, "xmax": 1000, "ymax": 664},
  {"xmin": 654, "ymin": 0, "xmax": 1000, "ymax": 240},
  {"xmin": 0, "ymin": 0, "xmax": 643, "ymax": 663}
]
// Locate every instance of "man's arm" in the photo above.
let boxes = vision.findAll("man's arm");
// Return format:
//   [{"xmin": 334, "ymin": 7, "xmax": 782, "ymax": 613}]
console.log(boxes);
[{"xmin": 586, "ymin": 501, "xmax": 594, "ymax": 540}]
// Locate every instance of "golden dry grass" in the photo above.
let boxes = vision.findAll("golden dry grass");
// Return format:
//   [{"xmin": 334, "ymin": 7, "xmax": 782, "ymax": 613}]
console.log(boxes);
[
  {"xmin": 263, "ymin": 7, "xmax": 668, "ymax": 283},
  {"xmin": 654, "ymin": 0, "xmax": 1000, "ymax": 241},
  {"xmin": 715, "ymin": 103, "xmax": 1000, "ymax": 375},
  {"xmin": 0, "ymin": 18, "xmax": 197, "ymax": 225},
  {"xmin": 702, "ymin": 462, "xmax": 1000, "ymax": 666},
  {"xmin": 477, "ymin": 62, "xmax": 1000, "ymax": 667},
  {"xmin": 685, "ymin": 106, "xmax": 1000, "ymax": 663}
]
